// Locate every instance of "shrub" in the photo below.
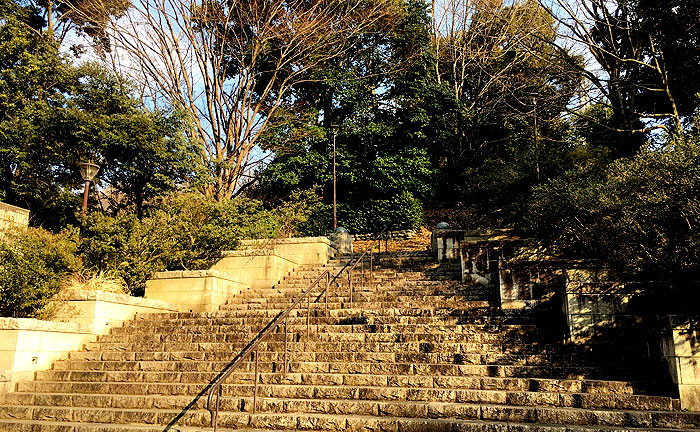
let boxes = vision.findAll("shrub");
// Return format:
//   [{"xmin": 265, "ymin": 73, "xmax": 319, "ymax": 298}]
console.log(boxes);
[
  {"xmin": 525, "ymin": 130, "xmax": 700, "ymax": 282},
  {"xmin": 78, "ymin": 192, "xmax": 321, "ymax": 295},
  {"xmin": 0, "ymin": 228, "xmax": 82, "ymax": 318}
]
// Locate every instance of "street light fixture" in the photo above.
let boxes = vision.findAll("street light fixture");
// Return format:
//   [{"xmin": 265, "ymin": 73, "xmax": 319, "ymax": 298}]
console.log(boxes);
[
  {"xmin": 78, "ymin": 162, "xmax": 100, "ymax": 217},
  {"xmin": 330, "ymin": 125, "xmax": 339, "ymax": 230}
]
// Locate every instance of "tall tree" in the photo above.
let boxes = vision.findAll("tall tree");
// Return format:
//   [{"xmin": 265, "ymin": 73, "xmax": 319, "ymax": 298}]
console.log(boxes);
[
  {"xmin": 105, "ymin": 0, "xmax": 401, "ymax": 201},
  {"xmin": 0, "ymin": 0, "xmax": 198, "ymax": 227}
]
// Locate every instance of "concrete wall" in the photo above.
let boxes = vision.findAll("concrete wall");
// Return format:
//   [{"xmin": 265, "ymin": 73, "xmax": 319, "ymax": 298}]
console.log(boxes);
[
  {"xmin": 145, "ymin": 270, "xmax": 246, "ymax": 312},
  {"xmin": 0, "ymin": 291, "xmax": 176, "ymax": 392},
  {"xmin": 52, "ymin": 289, "xmax": 177, "ymax": 334},
  {"xmin": 0, "ymin": 202, "xmax": 29, "ymax": 231},
  {"xmin": 0, "ymin": 319, "xmax": 92, "ymax": 392}
]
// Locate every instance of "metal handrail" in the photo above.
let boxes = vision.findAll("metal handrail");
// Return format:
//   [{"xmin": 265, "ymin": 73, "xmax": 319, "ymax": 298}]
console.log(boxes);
[{"xmin": 206, "ymin": 227, "xmax": 389, "ymax": 431}]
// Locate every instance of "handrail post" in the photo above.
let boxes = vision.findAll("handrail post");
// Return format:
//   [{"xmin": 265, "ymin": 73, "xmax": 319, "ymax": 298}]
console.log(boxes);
[
  {"xmin": 348, "ymin": 269, "xmax": 353, "ymax": 306},
  {"xmin": 212, "ymin": 385, "xmax": 221, "ymax": 432},
  {"xmin": 306, "ymin": 287, "xmax": 311, "ymax": 339},
  {"xmin": 361, "ymin": 258, "xmax": 364, "ymax": 287},
  {"xmin": 253, "ymin": 349, "xmax": 259, "ymax": 414},
  {"xmin": 283, "ymin": 318, "xmax": 288, "ymax": 375},
  {"xmin": 326, "ymin": 272, "xmax": 330, "ymax": 312}
]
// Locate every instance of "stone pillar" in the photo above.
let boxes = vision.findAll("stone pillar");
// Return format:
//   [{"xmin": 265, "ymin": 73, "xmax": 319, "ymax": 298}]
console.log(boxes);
[
  {"xmin": 431, "ymin": 223, "xmax": 466, "ymax": 262},
  {"xmin": 661, "ymin": 323, "xmax": 700, "ymax": 411},
  {"xmin": 562, "ymin": 267, "xmax": 630, "ymax": 341}
]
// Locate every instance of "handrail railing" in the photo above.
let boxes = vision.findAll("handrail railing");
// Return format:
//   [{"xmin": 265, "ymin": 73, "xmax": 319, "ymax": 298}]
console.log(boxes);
[{"xmin": 206, "ymin": 227, "xmax": 389, "ymax": 431}]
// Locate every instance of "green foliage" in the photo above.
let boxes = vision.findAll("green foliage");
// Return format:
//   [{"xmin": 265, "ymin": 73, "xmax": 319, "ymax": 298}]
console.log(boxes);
[
  {"xmin": 526, "ymin": 128, "xmax": 700, "ymax": 281},
  {"xmin": 0, "ymin": 227, "xmax": 82, "ymax": 318}
]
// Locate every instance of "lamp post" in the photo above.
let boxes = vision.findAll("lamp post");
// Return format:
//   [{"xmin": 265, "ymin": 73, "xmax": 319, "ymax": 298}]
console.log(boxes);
[
  {"xmin": 78, "ymin": 162, "xmax": 100, "ymax": 217},
  {"xmin": 331, "ymin": 125, "xmax": 339, "ymax": 230}
]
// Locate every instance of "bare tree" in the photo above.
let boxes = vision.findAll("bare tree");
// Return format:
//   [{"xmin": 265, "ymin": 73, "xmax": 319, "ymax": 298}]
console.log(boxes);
[
  {"xmin": 105, "ymin": 0, "xmax": 400, "ymax": 200},
  {"xmin": 430, "ymin": 0, "xmax": 565, "ymax": 112}
]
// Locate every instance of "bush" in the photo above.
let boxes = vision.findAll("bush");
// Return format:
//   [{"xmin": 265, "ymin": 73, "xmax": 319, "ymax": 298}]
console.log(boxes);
[
  {"xmin": 79, "ymin": 192, "xmax": 321, "ymax": 295},
  {"xmin": 0, "ymin": 228, "xmax": 82, "ymax": 318}
]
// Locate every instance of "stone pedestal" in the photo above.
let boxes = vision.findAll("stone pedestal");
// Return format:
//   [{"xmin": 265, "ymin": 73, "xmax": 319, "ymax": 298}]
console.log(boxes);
[
  {"xmin": 330, "ymin": 228, "xmax": 353, "ymax": 255},
  {"xmin": 431, "ymin": 229, "xmax": 466, "ymax": 262}
]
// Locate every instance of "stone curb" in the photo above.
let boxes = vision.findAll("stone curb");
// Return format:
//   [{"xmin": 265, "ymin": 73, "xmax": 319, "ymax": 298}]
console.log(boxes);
[
  {"xmin": 150, "ymin": 269, "xmax": 242, "ymax": 284},
  {"xmin": 0, "ymin": 317, "xmax": 92, "ymax": 333},
  {"xmin": 239, "ymin": 237, "xmax": 332, "ymax": 247},
  {"xmin": 53, "ymin": 290, "xmax": 177, "ymax": 310}
]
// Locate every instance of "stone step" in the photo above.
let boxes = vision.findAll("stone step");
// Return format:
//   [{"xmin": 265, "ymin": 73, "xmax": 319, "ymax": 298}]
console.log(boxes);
[
  {"xmin": 81, "ymin": 340, "xmax": 565, "ymax": 357},
  {"xmin": 225, "ymin": 297, "xmax": 493, "ymax": 309},
  {"xmin": 1, "ymin": 414, "xmax": 696, "ymax": 432},
  {"xmin": 0, "ymin": 419, "xmax": 251, "ymax": 432},
  {"xmin": 98, "ymin": 330, "xmax": 536, "ymax": 345},
  {"xmin": 127, "ymin": 315, "xmax": 502, "ymax": 327},
  {"xmin": 66, "ymin": 350, "xmax": 596, "ymax": 369},
  {"xmin": 47, "ymin": 359, "xmax": 648, "ymax": 382},
  {"xmin": 130, "ymin": 304, "xmax": 495, "ymax": 320},
  {"xmin": 1, "ymin": 396, "xmax": 698, "ymax": 429},
  {"xmin": 3, "ymin": 382, "xmax": 678, "ymax": 411},
  {"xmin": 27, "ymin": 371, "xmax": 643, "ymax": 395},
  {"xmin": 118, "ymin": 319, "xmax": 521, "ymax": 333},
  {"xmin": 218, "ymin": 301, "xmax": 493, "ymax": 313},
  {"xmin": 250, "ymin": 281, "xmax": 467, "ymax": 293}
]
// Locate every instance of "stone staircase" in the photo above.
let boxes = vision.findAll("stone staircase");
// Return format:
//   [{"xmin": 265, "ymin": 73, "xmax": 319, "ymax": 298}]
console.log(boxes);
[{"xmin": 1, "ymin": 252, "xmax": 700, "ymax": 431}]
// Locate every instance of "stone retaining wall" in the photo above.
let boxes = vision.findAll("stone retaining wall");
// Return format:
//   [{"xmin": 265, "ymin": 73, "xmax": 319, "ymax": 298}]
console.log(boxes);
[
  {"xmin": 1, "ymin": 291, "xmax": 177, "ymax": 392},
  {"xmin": 146, "ymin": 270, "xmax": 246, "ymax": 312},
  {"xmin": 661, "ymin": 321, "xmax": 700, "ymax": 410},
  {"xmin": 146, "ymin": 237, "xmax": 337, "ymax": 310}
]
